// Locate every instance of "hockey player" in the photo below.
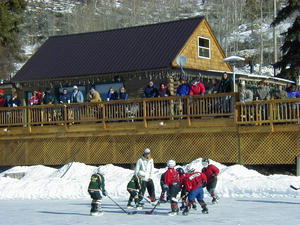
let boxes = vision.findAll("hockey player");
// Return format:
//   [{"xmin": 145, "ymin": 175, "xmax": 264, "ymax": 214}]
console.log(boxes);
[
  {"xmin": 134, "ymin": 148, "xmax": 157, "ymax": 203},
  {"xmin": 201, "ymin": 158, "xmax": 220, "ymax": 204},
  {"xmin": 176, "ymin": 167, "xmax": 189, "ymax": 210},
  {"xmin": 182, "ymin": 164, "xmax": 208, "ymax": 215},
  {"xmin": 87, "ymin": 168, "xmax": 107, "ymax": 216},
  {"xmin": 163, "ymin": 160, "xmax": 181, "ymax": 216},
  {"xmin": 127, "ymin": 172, "xmax": 145, "ymax": 210}
]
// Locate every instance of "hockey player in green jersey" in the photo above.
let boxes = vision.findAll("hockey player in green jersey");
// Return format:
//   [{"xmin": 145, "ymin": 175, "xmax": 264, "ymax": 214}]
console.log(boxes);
[
  {"xmin": 88, "ymin": 167, "xmax": 107, "ymax": 216},
  {"xmin": 127, "ymin": 171, "xmax": 145, "ymax": 210}
]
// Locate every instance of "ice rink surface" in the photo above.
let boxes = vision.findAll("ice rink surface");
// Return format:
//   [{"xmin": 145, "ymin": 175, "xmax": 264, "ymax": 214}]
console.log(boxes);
[{"xmin": 0, "ymin": 197, "xmax": 299, "ymax": 225}]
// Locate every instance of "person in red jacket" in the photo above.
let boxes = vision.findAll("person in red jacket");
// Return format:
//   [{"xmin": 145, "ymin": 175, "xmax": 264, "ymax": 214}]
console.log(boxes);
[
  {"xmin": 182, "ymin": 164, "xmax": 208, "ymax": 215},
  {"xmin": 162, "ymin": 160, "xmax": 181, "ymax": 216},
  {"xmin": 189, "ymin": 79, "xmax": 206, "ymax": 96},
  {"xmin": 176, "ymin": 167, "xmax": 191, "ymax": 211},
  {"xmin": 201, "ymin": 158, "xmax": 220, "ymax": 204}
]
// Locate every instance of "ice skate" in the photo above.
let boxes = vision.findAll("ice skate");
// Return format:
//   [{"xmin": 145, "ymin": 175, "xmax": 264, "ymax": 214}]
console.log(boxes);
[{"xmin": 202, "ymin": 206, "xmax": 208, "ymax": 214}]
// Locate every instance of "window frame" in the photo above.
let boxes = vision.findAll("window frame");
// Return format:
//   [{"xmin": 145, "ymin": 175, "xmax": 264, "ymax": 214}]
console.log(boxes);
[{"xmin": 197, "ymin": 36, "xmax": 211, "ymax": 59}]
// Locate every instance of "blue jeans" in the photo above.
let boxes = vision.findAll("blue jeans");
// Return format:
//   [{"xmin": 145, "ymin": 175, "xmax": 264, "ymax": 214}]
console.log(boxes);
[{"xmin": 188, "ymin": 186, "xmax": 204, "ymax": 202}]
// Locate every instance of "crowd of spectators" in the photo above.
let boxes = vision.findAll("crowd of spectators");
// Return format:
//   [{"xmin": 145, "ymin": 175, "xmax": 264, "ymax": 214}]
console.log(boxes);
[{"xmin": 0, "ymin": 73, "xmax": 299, "ymax": 109}]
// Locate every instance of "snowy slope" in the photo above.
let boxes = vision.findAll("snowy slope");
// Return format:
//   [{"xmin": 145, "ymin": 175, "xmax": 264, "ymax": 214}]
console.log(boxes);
[{"xmin": 0, "ymin": 158, "xmax": 299, "ymax": 200}]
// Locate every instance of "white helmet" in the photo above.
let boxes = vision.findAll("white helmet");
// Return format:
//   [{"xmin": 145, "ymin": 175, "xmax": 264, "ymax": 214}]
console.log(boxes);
[
  {"xmin": 186, "ymin": 164, "xmax": 196, "ymax": 173},
  {"xmin": 202, "ymin": 158, "xmax": 210, "ymax": 167},
  {"xmin": 167, "ymin": 160, "xmax": 176, "ymax": 168},
  {"xmin": 144, "ymin": 148, "xmax": 151, "ymax": 154},
  {"xmin": 97, "ymin": 167, "xmax": 105, "ymax": 175}
]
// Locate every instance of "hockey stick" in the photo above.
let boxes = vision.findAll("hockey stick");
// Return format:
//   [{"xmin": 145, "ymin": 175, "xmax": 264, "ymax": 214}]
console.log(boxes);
[
  {"xmin": 107, "ymin": 195, "xmax": 137, "ymax": 215},
  {"xmin": 290, "ymin": 185, "xmax": 300, "ymax": 190},
  {"xmin": 144, "ymin": 193, "xmax": 188, "ymax": 215},
  {"xmin": 144, "ymin": 200, "xmax": 160, "ymax": 215}
]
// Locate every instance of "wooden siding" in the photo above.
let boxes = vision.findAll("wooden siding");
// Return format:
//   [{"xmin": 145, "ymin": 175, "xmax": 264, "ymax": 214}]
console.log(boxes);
[{"xmin": 172, "ymin": 19, "xmax": 232, "ymax": 72}]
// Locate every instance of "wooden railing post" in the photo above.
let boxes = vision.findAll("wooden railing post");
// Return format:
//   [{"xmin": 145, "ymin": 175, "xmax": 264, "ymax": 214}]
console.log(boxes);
[
  {"xmin": 186, "ymin": 96, "xmax": 191, "ymax": 126},
  {"xmin": 27, "ymin": 107, "xmax": 31, "ymax": 133},
  {"xmin": 64, "ymin": 104, "xmax": 68, "ymax": 129},
  {"xmin": 143, "ymin": 99, "xmax": 148, "ymax": 128},
  {"xmin": 269, "ymin": 101, "xmax": 274, "ymax": 131},
  {"xmin": 102, "ymin": 103, "xmax": 107, "ymax": 129}
]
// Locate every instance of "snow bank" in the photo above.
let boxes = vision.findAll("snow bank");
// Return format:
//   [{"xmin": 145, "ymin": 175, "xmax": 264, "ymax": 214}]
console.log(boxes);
[{"xmin": 0, "ymin": 159, "xmax": 299, "ymax": 200}]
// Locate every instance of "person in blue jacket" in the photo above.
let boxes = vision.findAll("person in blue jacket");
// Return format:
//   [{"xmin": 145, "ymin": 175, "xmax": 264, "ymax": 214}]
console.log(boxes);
[
  {"xmin": 119, "ymin": 87, "xmax": 129, "ymax": 100},
  {"xmin": 144, "ymin": 81, "xmax": 158, "ymax": 98},
  {"xmin": 176, "ymin": 78, "xmax": 190, "ymax": 96}
]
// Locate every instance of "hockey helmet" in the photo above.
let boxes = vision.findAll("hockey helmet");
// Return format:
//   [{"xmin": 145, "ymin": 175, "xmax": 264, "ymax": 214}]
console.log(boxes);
[
  {"xmin": 144, "ymin": 148, "xmax": 151, "ymax": 155},
  {"xmin": 167, "ymin": 160, "xmax": 176, "ymax": 168},
  {"xmin": 202, "ymin": 158, "xmax": 210, "ymax": 167},
  {"xmin": 97, "ymin": 167, "xmax": 105, "ymax": 175},
  {"xmin": 186, "ymin": 164, "xmax": 196, "ymax": 173},
  {"xmin": 176, "ymin": 167, "xmax": 185, "ymax": 176}
]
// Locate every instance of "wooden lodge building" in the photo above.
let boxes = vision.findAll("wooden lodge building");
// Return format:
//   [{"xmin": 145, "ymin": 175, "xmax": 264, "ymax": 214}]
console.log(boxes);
[{"xmin": 0, "ymin": 17, "xmax": 299, "ymax": 169}]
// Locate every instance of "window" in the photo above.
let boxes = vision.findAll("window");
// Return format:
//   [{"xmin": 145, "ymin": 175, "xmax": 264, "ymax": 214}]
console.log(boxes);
[{"xmin": 198, "ymin": 37, "xmax": 210, "ymax": 59}]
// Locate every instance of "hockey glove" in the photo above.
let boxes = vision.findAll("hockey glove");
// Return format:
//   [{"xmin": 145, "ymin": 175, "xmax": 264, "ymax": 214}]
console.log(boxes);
[{"xmin": 102, "ymin": 190, "xmax": 107, "ymax": 196}]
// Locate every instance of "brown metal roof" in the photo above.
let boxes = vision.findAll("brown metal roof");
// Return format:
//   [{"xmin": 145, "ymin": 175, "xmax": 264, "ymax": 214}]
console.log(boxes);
[{"xmin": 13, "ymin": 16, "xmax": 204, "ymax": 81}]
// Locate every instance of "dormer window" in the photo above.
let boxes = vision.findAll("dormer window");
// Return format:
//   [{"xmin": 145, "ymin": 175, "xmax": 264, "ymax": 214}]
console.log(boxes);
[{"xmin": 198, "ymin": 36, "xmax": 210, "ymax": 59}]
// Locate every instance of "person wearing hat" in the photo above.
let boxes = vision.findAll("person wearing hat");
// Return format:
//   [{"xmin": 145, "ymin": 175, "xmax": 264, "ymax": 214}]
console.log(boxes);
[
  {"xmin": 134, "ymin": 148, "xmax": 157, "ymax": 203},
  {"xmin": 71, "ymin": 85, "xmax": 84, "ymax": 103}
]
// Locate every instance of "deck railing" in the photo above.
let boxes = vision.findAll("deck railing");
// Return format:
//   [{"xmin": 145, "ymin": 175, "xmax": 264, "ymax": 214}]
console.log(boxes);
[
  {"xmin": 235, "ymin": 98, "xmax": 300, "ymax": 125},
  {"xmin": 0, "ymin": 93, "xmax": 299, "ymax": 127}
]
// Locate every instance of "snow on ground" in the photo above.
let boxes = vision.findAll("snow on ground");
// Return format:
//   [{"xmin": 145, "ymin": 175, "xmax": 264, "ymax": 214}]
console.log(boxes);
[
  {"xmin": 0, "ymin": 158, "xmax": 299, "ymax": 200},
  {"xmin": 0, "ymin": 158, "xmax": 299, "ymax": 224}
]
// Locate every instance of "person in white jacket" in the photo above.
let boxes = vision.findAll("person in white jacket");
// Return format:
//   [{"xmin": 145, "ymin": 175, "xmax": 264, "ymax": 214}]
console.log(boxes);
[{"xmin": 135, "ymin": 148, "xmax": 156, "ymax": 202}]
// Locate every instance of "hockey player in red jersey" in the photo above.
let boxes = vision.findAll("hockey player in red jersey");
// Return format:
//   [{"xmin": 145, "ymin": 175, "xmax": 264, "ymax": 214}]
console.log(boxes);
[
  {"xmin": 201, "ymin": 158, "xmax": 220, "ymax": 204},
  {"xmin": 182, "ymin": 164, "xmax": 208, "ymax": 215},
  {"xmin": 162, "ymin": 160, "xmax": 181, "ymax": 216}
]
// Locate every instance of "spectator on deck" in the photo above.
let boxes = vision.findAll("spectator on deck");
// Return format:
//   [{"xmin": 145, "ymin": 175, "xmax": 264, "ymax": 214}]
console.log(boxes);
[
  {"xmin": 255, "ymin": 81, "xmax": 270, "ymax": 100},
  {"xmin": 144, "ymin": 81, "xmax": 158, "ymax": 98},
  {"xmin": 7, "ymin": 93, "xmax": 21, "ymax": 107},
  {"xmin": 89, "ymin": 88, "xmax": 101, "ymax": 102},
  {"xmin": 217, "ymin": 72, "xmax": 232, "ymax": 93},
  {"xmin": 158, "ymin": 83, "xmax": 170, "ymax": 97},
  {"xmin": 274, "ymin": 85, "xmax": 288, "ymax": 99},
  {"xmin": 189, "ymin": 79, "xmax": 206, "ymax": 96},
  {"xmin": 59, "ymin": 89, "xmax": 71, "ymax": 104},
  {"xmin": 239, "ymin": 86, "xmax": 253, "ymax": 103},
  {"xmin": 43, "ymin": 89, "xmax": 56, "ymax": 104},
  {"xmin": 72, "ymin": 86, "xmax": 84, "ymax": 103},
  {"xmin": 176, "ymin": 78, "xmax": 190, "ymax": 96},
  {"xmin": 119, "ymin": 87, "xmax": 129, "ymax": 100},
  {"xmin": 107, "ymin": 88, "xmax": 118, "ymax": 101},
  {"xmin": 206, "ymin": 79, "xmax": 219, "ymax": 94},
  {"xmin": 29, "ymin": 91, "xmax": 42, "ymax": 105}
]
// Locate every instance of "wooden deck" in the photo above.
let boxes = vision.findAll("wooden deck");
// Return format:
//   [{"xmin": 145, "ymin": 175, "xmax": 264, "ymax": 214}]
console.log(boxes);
[{"xmin": 0, "ymin": 93, "xmax": 299, "ymax": 166}]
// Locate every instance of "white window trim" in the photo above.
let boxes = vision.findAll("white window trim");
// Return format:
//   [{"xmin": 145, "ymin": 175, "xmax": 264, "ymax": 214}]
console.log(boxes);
[{"xmin": 197, "ymin": 36, "xmax": 211, "ymax": 59}]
